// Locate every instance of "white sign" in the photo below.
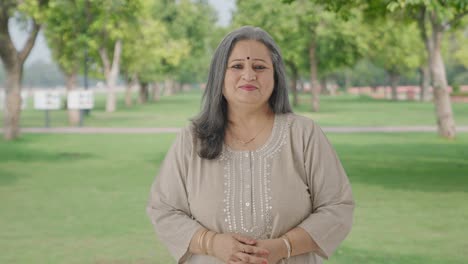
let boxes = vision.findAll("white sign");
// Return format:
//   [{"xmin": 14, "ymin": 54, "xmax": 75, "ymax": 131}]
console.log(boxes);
[
  {"xmin": 34, "ymin": 90, "xmax": 62, "ymax": 110},
  {"xmin": 68, "ymin": 90, "xmax": 94, "ymax": 109},
  {"xmin": 0, "ymin": 90, "xmax": 28, "ymax": 110}
]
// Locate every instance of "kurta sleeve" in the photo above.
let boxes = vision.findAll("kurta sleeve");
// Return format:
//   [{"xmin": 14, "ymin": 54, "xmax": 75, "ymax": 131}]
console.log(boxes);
[
  {"xmin": 298, "ymin": 123, "xmax": 355, "ymax": 260},
  {"xmin": 146, "ymin": 127, "xmax": 202, "ymax": 263}
]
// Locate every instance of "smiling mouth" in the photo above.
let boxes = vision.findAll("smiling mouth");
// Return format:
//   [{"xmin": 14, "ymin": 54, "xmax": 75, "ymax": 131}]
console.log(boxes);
[{"xmin": 239, "ymin": 85, "xmax": 257, "ymax": 91}]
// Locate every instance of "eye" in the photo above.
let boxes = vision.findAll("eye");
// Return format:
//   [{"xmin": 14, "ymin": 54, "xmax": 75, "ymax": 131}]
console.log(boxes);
[
  {"xmin": 253, "ymin": 65, "xmax": 267, "ymax": 70},
  {"xmin": 230, "ymin": 64, "xmax": 243, "ymax": 69}
]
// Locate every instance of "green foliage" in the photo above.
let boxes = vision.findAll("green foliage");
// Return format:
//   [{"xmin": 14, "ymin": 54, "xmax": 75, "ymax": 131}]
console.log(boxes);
[
  {"xmin": 157, "ymin": 0, "xmax": 219, "ymax": 83},
  {"xmin": 120, "ymin": 0, "xmax": 190, "ymax": 83},
  {"xmin": 366, "ymin": 19, "xmax": 423, "ymax": 77},
  {"xmin": 234, "ymin": 0, "xmax": 367, "ymax": 81},
  {"xmin": 44, "ymin": 0, "xmax": 87, "ymax": 75}
]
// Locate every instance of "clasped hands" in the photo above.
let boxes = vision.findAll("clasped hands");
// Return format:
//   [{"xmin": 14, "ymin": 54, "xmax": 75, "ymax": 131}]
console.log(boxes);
[{"xmin": 204, "ymin": 232, "xmax": 286, "ymax": 264}]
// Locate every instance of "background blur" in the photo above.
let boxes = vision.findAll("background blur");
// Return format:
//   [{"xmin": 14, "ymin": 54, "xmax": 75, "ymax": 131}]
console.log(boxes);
[{"xmin": 1, "ymin": 0, "xmax": 467, "ymax": 263}]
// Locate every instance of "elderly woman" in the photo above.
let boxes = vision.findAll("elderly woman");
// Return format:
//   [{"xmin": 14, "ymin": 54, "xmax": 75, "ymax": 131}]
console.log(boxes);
[{"xmin": 147, "ymin": 26, "xmax": 354, "ymax": 264}]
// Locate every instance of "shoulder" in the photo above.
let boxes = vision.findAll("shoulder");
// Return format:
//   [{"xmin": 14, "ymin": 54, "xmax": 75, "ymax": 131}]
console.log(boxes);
[
  {"xmin": 285, "ymin": 113, "xmax": 320, "ymax": 135},
  {"xmin": 168, "ymin": 124, "xmax": 195, "ymax": 154}
]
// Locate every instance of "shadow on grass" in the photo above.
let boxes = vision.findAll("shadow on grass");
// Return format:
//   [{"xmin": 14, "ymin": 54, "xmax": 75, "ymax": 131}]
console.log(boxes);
[
  {"xmin": 336, "ymin": 141, "xmax": 468, "ymax": 193},
  {"xmin": 0, "ymin": 168, "xmax": 21, "ymax": 186},
  {"xmin": 0, "ymin": 137, "xmax": 95, "ymax": 164}
]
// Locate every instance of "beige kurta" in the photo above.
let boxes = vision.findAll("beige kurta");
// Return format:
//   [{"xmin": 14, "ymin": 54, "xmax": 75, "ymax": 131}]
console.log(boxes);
[{"xmin": 147, "ymin": 113, "xmax": 354, "ymax": 264}]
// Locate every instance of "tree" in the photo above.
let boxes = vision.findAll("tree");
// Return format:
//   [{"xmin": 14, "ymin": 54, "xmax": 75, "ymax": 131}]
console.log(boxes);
[
  {"xmin": 86, "ymin": 0, "xmax": 141, "ymax": 112},
  {"xmin": 366, "ymin": 19, "xmax": 422, "ymax": 100},
  {"xmin": 44, "ymin": 0, "xmax": 88, "ymax": 126},
  {"xmin": 120, "ymin": 0, "xmax": 191, "ymax": 105},
  {"xmin": 385, "ymin": 0, "xmax": 468, "ymax": 138},
  {"xmin": 170, "ymin": 0, "xmax": 218, "ymax": 86},
  {"xmin": 147, "ymin": 0, "xmax": 217, "ymax": 95},
  {"xmin": 287, "ymin": 0, "xmax": 467, "ymax": 138},
  {"xmin": 234, "ymin": 0, "xmax": 309, "ymax": 107},
  {"xmin": 0, "ymin": 0, "xmax": 49, "ymax": 140},
  {"xmin": 236, "ymin": 0, "xmax": 366, "ymax": 111}
]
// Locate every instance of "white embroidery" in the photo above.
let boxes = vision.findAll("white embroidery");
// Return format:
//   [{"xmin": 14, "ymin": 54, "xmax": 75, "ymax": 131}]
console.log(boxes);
[{"xmin": 221, "ymin": 114, "xmax": 291, "ymax": 239}]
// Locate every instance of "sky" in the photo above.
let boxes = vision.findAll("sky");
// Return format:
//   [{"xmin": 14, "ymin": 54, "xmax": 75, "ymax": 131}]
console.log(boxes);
[{"xmin": 9, "ymin": 0, "xmax": 235, "ymax": 66}]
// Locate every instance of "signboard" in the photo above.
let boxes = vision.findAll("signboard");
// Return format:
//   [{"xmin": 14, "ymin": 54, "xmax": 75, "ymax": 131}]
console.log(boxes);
[
  {"xmin": 34, "ymin": 90, "xmax": 62, "ymax": 110},
  {"xmin": 0, "ymin": 90, "xmax": 29, "ymax": 110},
  {"xmin": 67, "ymin": 90, "xmax": 94, "ymax": 110}
]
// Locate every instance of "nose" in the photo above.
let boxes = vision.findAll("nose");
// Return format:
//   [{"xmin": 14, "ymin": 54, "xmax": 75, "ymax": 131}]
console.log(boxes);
[{"xmin": 242, "ymin": 66, "xmax": 256, "ymax": 81}]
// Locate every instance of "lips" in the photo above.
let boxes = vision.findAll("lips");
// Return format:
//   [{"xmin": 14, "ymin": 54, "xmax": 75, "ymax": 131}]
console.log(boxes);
[{"xmin": 239, "ymin": 85, "xmax": 257, "ymax": 91}]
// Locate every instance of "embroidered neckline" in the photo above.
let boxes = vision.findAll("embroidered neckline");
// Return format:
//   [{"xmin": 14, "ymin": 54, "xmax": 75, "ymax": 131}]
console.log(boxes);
[
  {"xmin": 223, "ymin": 113, "xmax": 287, "ymax": 155},
  {"xmin": 220, "ymin": 113, "xmax": 292, "ymax": 239}
]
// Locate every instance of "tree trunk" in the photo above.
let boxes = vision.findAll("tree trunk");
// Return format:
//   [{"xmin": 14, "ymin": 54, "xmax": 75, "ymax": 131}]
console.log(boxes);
[
  {"xmin": 164, "ymin": 79, "xmax": 174, "ymax": 96},
  {"xmin": 139, "ymin": 82, "xmax": 149, "ymax": 104},
  {"xmin": 3, "ymin": 66, "xmax": 22, "ymax": 139},
  {"xmin": 124, "ymin": 74, "xmax": 135, "ymax": 107},
  {"xmin": 125, "ymin": 85, "xmax": 133, "ymax": 107},
  {"xmin": 320, "ymin": 77, "xmax": 327, "ymax": 95},
  {"xmin": 419, "ymin": 64, "xmax": 431, "ymax": 101},
  {"xmin": 174, "ymin": 82, "xmax": 181, "ymax": 93},
  {"xmin": 286, "ymin": 61, "xmax": 298, "ymax": 107},
  {"xmin": 0, "ymin": 15, "xmax": 40, "ymax": 140},
  {"xmin": 65, "ymin": 72, "xmax": 80, "ymax": 126},
  {"xmin": 389, "ymin": 71, "xmax": 400, "ymax": 101},
  {"xmin": 430, "ymin": 27, "xmax": 456, "ymax": 139},
  {"xmin": 290, "ymin": 76, "xmax": 298, "ymax": 107},
  {"xmin": 309, "ymin": 39, "xmax": 320, "ymax": 112},
  {"xmin": 152, "ymin": 82, "xmax": 160, "ymax": 102},
  {"xmin": 99, "ymin": 39, "xmax": 122, "ymax": 113},
  {"xmin": 344, "ymin": 69, "xmax": 351, "ymax": 92}
]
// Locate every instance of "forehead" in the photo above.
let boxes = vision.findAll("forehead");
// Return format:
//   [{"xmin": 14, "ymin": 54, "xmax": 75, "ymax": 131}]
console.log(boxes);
[{"xmin": 228, "ymin": 40, "xmax": 272, "ymax": 62}]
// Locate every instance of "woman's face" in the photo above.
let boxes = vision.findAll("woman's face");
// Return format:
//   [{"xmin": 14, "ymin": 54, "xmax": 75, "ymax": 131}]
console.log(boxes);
[{"xmin": 223, "ymin": 40, "xmax": 274, "ymax": 109}]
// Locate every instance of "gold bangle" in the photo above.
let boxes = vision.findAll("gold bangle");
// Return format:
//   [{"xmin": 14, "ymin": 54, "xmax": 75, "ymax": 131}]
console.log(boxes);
[
  {"xmin": 206, "ymin": 232, "xmax": 216, "ymax": 256},
  {"xmin": 284, "ymin": 234, "xmax": 294, "ymax": 256},
  {"xmin": 198, "ymin": 230, "xmax": 209, "ymax": 254},
  {"xmin": 281, "ymin": 237, "xmax": 291, "ymax": 259}
]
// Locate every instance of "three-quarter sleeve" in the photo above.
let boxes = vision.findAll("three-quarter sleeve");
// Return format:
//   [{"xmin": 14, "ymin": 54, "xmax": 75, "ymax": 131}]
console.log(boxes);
[
  {"xmin": 146, "ymin": 127, "xmax": 202, "ymax": 263},
  {"xmin": 298, "ymin": 123, "xmax": 355, "ymax": 260}
]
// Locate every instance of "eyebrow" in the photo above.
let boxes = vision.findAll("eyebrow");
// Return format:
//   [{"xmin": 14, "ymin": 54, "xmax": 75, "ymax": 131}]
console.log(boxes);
[{"xmin": 229, "ymin": 58, "xmax": 268, "ymax": 63}]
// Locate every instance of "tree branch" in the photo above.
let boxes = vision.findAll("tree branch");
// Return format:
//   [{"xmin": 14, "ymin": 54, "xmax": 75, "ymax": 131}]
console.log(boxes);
[
  {"xmin": 18, "ymin": 20, "xmax": 41, "ymax": 63},
  {"xmin": 99, "ymin": 47, "xmax": 111, "ymax": 79},
  {"xmin": 112, "ymin": 39, "xmax": 122, "ymax": 73},
  {"xmin": 443, "ymin": 9, "xmax": 468, "ymax": 29},
  {"xmin": 0, "ymin": 4, "xmax": 18, "ymax": 68},
  {"xmin": 416, "ymin": 6, "xmax": 430, "ymax": 50}
]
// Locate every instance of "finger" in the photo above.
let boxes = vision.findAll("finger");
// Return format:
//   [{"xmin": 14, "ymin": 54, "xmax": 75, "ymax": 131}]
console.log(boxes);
[
  {"xmin": 233, "ymin": 234, "xmax": 257, "ymax": 245},
  {"xmin": 234, "ymin": 252, "xmax": 268, "ymax": 264},
  {"xmin": 239, "ymin": 245, "xmax": 269, "ymax": 256}
]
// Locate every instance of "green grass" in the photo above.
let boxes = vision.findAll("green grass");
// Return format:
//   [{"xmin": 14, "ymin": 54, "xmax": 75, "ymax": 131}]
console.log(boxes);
[
  {"xmin": 4, "ymin": 90, "xmax": 468, "ymax": 128},
  {"xmin": 1, "ymin": 133, "xmax": 467, "ymax": 264}
]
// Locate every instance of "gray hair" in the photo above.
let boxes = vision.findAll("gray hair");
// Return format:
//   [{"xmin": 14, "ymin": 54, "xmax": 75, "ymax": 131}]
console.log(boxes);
[{"xmin": 192, "ymin": 26, "xmax": 292, "ymax": 160}]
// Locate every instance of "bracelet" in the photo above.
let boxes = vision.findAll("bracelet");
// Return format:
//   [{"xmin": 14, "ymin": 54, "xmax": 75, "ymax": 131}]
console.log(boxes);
[
  {"xmin": 198, "ymin": 229, "xmax": 209, "ymax": 254},
  {"xmin": 281, "ymin": 236, "xmax": 291, "ymax": 259},
  {"xmin": 205, "ymin": 232, "xmax": 216, "ymax": 256}
]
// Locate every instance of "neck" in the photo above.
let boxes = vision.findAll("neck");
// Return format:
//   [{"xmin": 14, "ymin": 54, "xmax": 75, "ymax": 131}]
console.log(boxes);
[{"xmin": 227, "ymin": 103, "xmax": 272, "ymax": 129}]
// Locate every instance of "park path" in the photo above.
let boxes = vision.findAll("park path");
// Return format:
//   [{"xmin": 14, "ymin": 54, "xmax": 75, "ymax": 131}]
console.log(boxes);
[{"xmin": 3, "ymin": 126, "xmax": 468, "ymax": 134}]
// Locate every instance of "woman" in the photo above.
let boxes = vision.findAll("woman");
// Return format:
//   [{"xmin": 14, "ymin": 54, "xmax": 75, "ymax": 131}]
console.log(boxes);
[{"xmin": 147, "ymin": 26, "xmax": 354, "ymax": 264}]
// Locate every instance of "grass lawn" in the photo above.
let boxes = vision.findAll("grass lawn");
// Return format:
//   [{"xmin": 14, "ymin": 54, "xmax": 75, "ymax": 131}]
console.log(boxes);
[
  {"xmin": 4, "ymin": 90, "xmax": 468, "ymax": 128},
  {"xmin": 1, "ymin": 132, "xmax": 467, "ymax": 264}
]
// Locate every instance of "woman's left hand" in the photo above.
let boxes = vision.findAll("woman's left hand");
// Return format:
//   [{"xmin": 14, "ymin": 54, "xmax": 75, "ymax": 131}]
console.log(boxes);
[{"xmin": 254, "ymin": 239, "xmax": 287, "ymax": 264}]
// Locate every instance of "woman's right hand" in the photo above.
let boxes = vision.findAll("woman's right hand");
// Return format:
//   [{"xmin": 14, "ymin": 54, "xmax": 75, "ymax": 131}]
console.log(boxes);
[{"xmin": 211, "ymin": 233, "xmax": 269, "ymax": 264}]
